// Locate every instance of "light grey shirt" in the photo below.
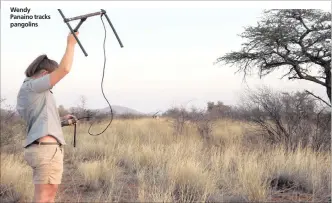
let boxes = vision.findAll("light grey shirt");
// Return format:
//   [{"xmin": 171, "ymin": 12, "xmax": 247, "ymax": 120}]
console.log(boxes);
[{"xmin": 16, "ymin": 74, "xmax": 66, "ymax": 147}]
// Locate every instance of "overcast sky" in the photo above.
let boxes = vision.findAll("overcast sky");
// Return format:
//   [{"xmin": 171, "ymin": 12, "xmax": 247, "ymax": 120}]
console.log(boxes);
[{"xmin": 1, "ymin": 1, "xmax": 330, "ymax": 113}]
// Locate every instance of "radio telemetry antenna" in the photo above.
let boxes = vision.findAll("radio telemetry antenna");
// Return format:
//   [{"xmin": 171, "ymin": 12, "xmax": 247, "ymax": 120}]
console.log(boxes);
[
  {"xmin": 58, "ymin": 9, "xmax": 123, "ymax": 56},
  {"xmin": 57, "ymin": 9, "xmax": 124, "ymax": 147}
]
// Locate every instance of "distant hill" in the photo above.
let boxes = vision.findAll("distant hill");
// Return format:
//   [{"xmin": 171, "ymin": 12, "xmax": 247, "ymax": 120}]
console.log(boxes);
[{"xmin": 98, "ymin": 105, "xmax": 143, "ymax": 115}]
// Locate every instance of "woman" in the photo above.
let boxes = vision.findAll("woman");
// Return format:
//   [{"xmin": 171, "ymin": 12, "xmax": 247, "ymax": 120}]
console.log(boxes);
[{"xmin": 16, "ymin": 32, "xmax": 79, "ymax": 203}]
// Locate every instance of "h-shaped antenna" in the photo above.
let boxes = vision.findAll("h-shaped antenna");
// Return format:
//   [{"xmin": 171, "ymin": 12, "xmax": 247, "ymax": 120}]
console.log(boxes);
[{"xmin": 58, "ymin": 9, "xmax": 123, "ymax": 56}]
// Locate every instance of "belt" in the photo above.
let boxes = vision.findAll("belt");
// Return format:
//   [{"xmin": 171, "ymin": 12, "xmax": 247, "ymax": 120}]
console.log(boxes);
[{"xmin": 26, "ymin": 140, "xmax": 62, "ymax": 148}]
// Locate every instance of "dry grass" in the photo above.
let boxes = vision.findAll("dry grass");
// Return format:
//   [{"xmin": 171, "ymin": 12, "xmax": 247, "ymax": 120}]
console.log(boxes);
[
  {"xmin": 1, "ymin": 118, "xmax": 331, "ymax": 202},
  {"xmin": 0, "ymin": 153, "xmax": 33, "ymax": 202}
]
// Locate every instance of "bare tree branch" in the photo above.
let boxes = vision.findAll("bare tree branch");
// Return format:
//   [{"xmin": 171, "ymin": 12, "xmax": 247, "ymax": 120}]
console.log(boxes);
[{"xmin": 305, "ymin": 90, "xmax": 331, "ymax": 107}]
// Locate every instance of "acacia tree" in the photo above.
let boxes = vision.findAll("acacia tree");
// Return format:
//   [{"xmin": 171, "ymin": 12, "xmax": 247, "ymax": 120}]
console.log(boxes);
[{"xmin": 216, "ymin": 9, "xmax": 331, "ymax": 105}]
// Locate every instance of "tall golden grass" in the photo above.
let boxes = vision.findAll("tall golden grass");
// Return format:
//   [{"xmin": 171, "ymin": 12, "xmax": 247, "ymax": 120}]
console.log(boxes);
[{"xmin": 1, "ymin": 118, "xmax": 330, "ymax": 202}]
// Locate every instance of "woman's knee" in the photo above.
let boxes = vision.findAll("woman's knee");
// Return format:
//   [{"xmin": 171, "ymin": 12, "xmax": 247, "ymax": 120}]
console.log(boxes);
[
  {"xmin": 34, "ymin": 184, "xmax": 58, "ymax": 199},
  {"xmin": 51, "ymin": 184, "xmax": 59, "ymax": 194}
]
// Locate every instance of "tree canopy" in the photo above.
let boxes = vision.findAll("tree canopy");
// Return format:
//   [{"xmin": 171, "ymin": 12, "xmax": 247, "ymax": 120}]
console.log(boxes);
[{"xmin": 216, "ymin": 9, "xmax": 331, "ymax": 105}]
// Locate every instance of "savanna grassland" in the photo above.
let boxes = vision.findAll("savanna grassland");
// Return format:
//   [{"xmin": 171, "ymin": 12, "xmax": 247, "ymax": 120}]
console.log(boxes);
[
  {"xmin": 1, "ymin": 117, "xmax": 330, "ymax": 202},
  {"xmin": 2, "ymin": 8, "xmax": 331, "ymax": 203}
]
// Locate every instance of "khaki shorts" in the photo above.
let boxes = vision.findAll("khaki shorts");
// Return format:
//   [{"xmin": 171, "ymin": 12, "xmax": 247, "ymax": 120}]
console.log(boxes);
[{"xmin": 24, "ymin": 144, "xmax": 64, "ymax": 184}]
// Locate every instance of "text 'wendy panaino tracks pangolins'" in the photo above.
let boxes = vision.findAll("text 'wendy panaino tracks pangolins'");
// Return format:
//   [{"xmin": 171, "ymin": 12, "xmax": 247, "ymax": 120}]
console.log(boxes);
[{"xmin": 9, "ymin": 7, "xmax": 51, "ymax": 28}]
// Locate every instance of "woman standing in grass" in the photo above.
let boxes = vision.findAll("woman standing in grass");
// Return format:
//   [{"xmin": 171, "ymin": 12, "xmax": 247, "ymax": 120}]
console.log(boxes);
[{"xmin": 16, "ymin": 32, "xmax": 79, "ymax": 203}]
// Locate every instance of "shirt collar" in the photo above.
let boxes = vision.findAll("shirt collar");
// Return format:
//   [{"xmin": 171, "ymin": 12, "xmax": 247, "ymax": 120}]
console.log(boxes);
[{"xmin": 23, "ymin": 77, "xmax": 32, "ymax": 83}]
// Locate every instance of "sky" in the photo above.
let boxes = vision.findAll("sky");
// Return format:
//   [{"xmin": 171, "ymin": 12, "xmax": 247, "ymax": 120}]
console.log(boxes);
[{"xmin": 1, "ymin": 1, "xmax": 330, "ymax": 114}]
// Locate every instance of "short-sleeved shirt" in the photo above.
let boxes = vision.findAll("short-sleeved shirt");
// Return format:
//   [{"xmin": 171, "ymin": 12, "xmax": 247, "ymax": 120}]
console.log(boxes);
[{"xmin": 16, "ymin": 74, "xmax": 66, "ymax": 148}]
